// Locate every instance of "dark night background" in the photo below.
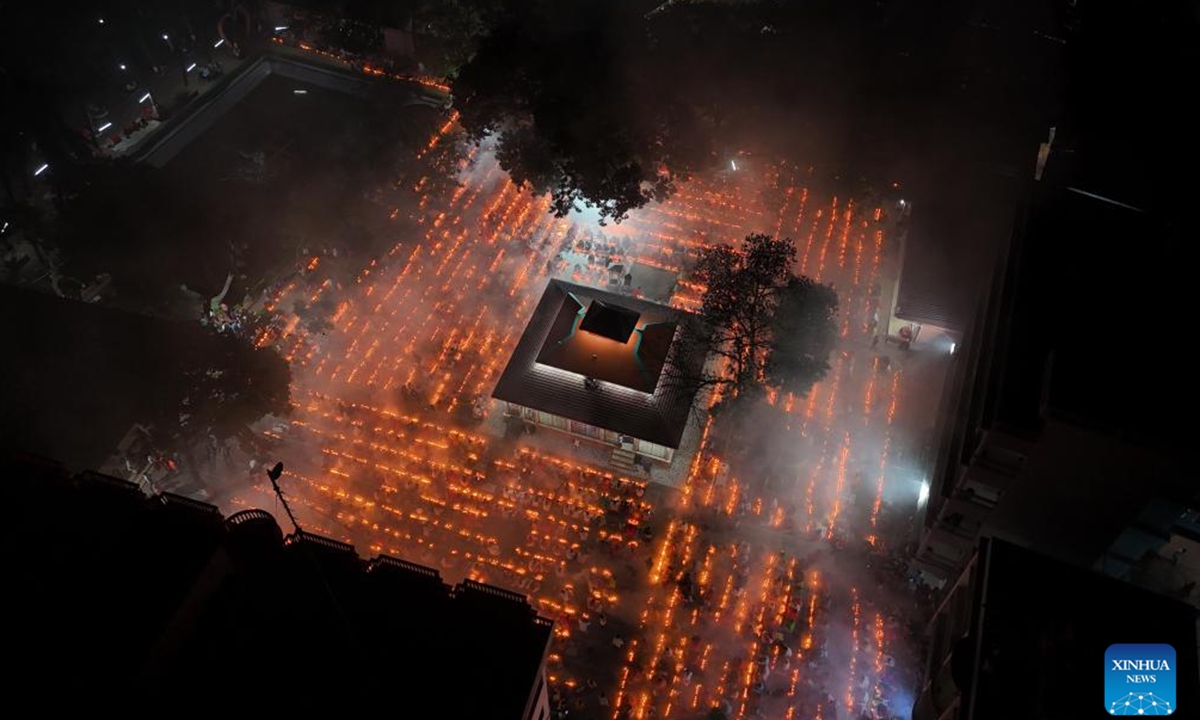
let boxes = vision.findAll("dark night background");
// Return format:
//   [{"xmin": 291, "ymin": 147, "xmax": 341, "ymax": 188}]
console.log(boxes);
[{"xmin": 0, "ymin": 0, "xmax": 1196, "ymax": 717}]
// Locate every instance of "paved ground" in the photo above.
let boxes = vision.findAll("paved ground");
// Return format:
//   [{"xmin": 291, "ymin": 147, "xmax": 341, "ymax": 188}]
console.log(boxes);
[
  {"xmin": 134, "ymin": 99, "xmax": 951, "ymax": 717},
  {"xmin": 84, "ymin": 36, "xmax": 251, "ymax": 156}
]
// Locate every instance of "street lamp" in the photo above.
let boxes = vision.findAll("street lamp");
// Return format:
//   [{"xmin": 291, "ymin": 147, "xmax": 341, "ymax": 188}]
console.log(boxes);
[
  {"xmin": 34, "ymin": 163, "xmax": 49, "ymax": 177},
  {"xmin": 98, "ymin": 18, "xmax": 105, "ymax": 25},
  {"xmin": 119, "ymin": 64, "xmax": 127, "ymax": 71}
]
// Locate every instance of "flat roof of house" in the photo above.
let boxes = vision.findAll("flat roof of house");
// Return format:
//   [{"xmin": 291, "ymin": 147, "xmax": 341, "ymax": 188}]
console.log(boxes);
[{"xmin": 493, "ymin": 280, "xmax": 704, "ymax": 448}]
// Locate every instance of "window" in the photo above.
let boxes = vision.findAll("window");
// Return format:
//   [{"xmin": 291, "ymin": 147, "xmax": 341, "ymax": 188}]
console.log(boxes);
[
  {"xmin": 636, "ymin": 439, "xmax": 669, "ymax": 460},
  {"xmin": 536, "ymin": 411, "xmax": 566, "ymax": 429}
]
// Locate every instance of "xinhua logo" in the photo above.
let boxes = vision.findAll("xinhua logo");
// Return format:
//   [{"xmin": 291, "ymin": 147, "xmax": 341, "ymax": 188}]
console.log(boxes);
[{"xmin": 1105, "ymin": 644, "xmax": 1176, "ymax": 715}]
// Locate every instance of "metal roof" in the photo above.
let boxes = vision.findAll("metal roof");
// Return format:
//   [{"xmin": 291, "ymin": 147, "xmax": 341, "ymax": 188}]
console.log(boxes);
[{"xmin": 492, "ymin": 280, "xmax": 704, "ymax": 448}]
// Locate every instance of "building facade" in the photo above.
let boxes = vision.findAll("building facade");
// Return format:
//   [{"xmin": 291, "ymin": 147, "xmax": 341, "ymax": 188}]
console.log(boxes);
[{"xmin": 913, "ymin": 537, "xmax": 1199, "ymax": 720}]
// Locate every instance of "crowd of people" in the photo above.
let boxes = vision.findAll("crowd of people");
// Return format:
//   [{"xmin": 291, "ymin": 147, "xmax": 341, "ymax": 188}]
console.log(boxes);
[
  {"xmin": 546, "ymin": 225, "xmax": 681, "ymax": 301},
  {"xmin": 268, "ymin": 395, "xmax": 663, "ymax": 673},
  {"xmin": 583, "ymin": 462, "xmax": 931, "ymax": 720}
]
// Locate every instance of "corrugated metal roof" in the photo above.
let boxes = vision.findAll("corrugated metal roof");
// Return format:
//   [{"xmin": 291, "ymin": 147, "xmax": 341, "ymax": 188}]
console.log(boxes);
[
  {"xmin": 893, "ymin": 294, "xmax": 963, "ymax": 330},
  {"xmin": 492, "ymin": 280, "xmax": 704, "ymax": 448}
]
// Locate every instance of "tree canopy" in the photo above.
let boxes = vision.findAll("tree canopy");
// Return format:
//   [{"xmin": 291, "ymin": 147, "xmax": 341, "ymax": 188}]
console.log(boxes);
[
  {"xmin": 451, "ymin": 0, "xmax": 715, "ymax": 223},
  {"xmin": 448, "ymin": 0, "xmax": 908, "ymax": 223},
  {"xmin": 769, "ymin": 274, "xmax": 839, "ymax": 397},
  {"xmin": 674, "ymin": 233, "xmax": 838, "ymax": 401},
  {"xmin": 411, "ymin": 0, "xmax": 506, "ymax": 75},
  {"xmin": 180, "ymin": 334, "xmax": 292, "ymax": 440}
]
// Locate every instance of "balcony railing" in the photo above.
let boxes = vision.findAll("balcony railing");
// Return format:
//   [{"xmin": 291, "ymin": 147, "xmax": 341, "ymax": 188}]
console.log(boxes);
[
  {"xmin": 367, "ymin": 554, "xmax": 442, "ymax": 580},
  {"xmin": 226, "ymin": 508, "xmax": 275, "ymax": 527}
]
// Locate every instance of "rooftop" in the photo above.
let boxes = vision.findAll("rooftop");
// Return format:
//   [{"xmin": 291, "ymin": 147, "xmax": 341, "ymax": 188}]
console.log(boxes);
[
  {"xmin": 4, "ymin": 454, "xmax": 552, "ymax": 714},
  {"xmin": 989, "ymin": 169, "xmax": 1186, "ymax": 447},
  {"xmin": 964, "ymin": 538, "xmax": 1198, "ymax": 720},
  {"xmin": 535, "ymin": 291, "xmax": 676, "ymax": 393},
  {"xmin": 579, "ymin": 299, "xmax": 641, "ymax": 344},
  {"xmin": 893, "ymin": 175, "xmax": 1022, "ymax": 333},
  {"xmin": 493, "ymin": 279, "xmax": 704, "ymax": 448}
]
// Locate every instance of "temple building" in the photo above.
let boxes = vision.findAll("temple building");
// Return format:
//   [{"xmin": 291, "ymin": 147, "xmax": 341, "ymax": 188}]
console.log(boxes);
[{"xmin": 492, "ymin": 280, "xmax": 705, "ymax": 466}]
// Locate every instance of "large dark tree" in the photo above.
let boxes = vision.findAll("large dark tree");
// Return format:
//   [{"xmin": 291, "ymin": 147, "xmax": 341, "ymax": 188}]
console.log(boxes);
[
  {"xmin": 673, "ymin": 233, "xmax": 837, "ymax": 400},
  {"xmin": 451, "ymin": 0, "xmax": 714, "ymax": 223},
  {"xmin": 448, "ymin": 0, "xmax": 920, "ymax": 222},
  {"xmin": 411, "ymin": 0, "xmax": 506, "ymax": 75},
  {"xmin": 769, "ymin": 275, "xmax": 839, "ymax": 397},
  {"xmin": 180, "ymin": 335, "xmax": 292, "ymax": 440}
]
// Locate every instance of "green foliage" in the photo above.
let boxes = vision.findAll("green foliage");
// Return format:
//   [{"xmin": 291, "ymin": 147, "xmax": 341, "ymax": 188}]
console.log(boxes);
[
  {"xmin": 182, "ymin": 336, "xmax": 292, "ymax": 439},
  {"xmin": 681, "ymin": 233, "xmax": 838, "ymax": 398},
  {"xmin": 412, "ymin": 0, "xmax": 505, "ymax": 75},
  {"xmin": 451, "ymin": 0, "xmax": 710, "ymax": 224},
  {"xmin": 693, "ymin": 233, "xmax": 794, "ymax": 389},
  {"xmin": 770, "ymin": 275, "xmax": 839, "ymax": 397}
]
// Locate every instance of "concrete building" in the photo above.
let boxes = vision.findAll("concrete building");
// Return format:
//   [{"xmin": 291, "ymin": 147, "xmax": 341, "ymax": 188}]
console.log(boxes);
[
  {"xmin": 4, "ymin": 453, "xmax": 553, "ymax": 717},
  {"xmin": 492, "ymin": 279, "xmax": 705, "ymax": 468},
  {"xmin": 911, "ymin": 128, "xmax": 1193, "ymax": 592},
  {"xmin": 888, "ymin": 211, "xmax": 964, "ymax": 353},
  {"xmin": 913, "ymin": 537, "xmax": 1198, "ymax": 720}
]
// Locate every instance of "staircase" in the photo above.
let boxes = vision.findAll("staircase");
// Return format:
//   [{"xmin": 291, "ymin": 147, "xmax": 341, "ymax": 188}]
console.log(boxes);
[{"xmin": 609, "ymin": 447, "xmax": 637, "ymax": 473}]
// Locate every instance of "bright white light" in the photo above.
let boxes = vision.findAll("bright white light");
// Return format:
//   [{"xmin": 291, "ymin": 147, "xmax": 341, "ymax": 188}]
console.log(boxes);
[
  {"xmin": 139, "ymin": 92, "xmax": 152, "ymax": 103},
  {"xmin": 899, "ymin": 198, "xmax": 906, "ymax": 206},
  {"xmin": 97, "ymin": 122, "xmax": 113, "ymax": 132},
  {"xmin": 186, "ymin": 63, "xmax": 197, "ymax": 72},
  {"xmin": 950, "ymin": 342, "xmax": 957, "ymax": 355},
  {"xmin": 918, "ymin": 480, "xmax": 930, "ymax": 507},
  {"xmin": 293, "ymin": 89, "xmax": 308, "ymax": 95},
  {"xmin": 213, "ymin": 38, "xmax": 224, "ymax": 48},
  {"xmin": 274, "ymin": 26, "xmax": 288, "ymax": 32},
  {"xmin": 162, "ymin": 34, "xmax": 169, "ymax": 41},
  {"xmin": 33, "ymin": 163, "xmax": 49, "ymax": 176},
  {"xmin": 730, "ymin": 160, "xmax": 738, "ymax": 172},
  {"xmin": 1, "ymin": 221, "xmax": 9, "ymax": 234},
  {"xmin": 119, "ymin": 64, "xmax": 127, "ymax": 71},
  {"xmin": 98, "ymin": 18, "xmax": 105, "ymax": 25}
]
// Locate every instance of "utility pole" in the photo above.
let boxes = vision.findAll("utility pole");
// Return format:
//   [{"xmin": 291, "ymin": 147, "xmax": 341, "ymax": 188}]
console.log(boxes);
[{"xmin": 266, "ymin": 461, "xmax": 302, "ymax": 535}]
